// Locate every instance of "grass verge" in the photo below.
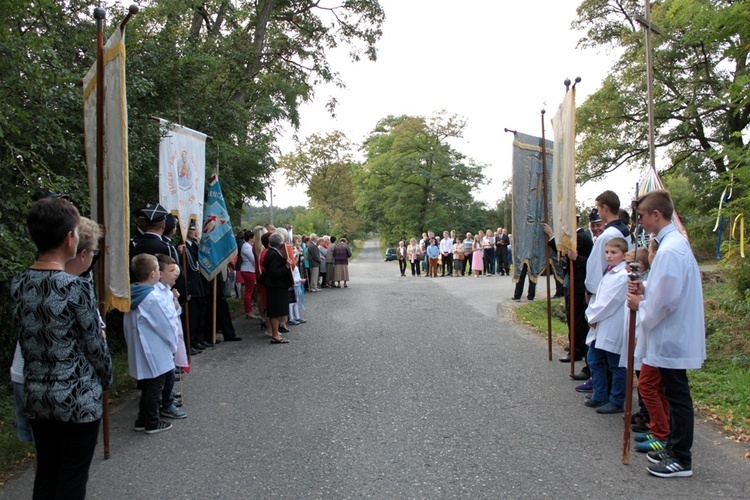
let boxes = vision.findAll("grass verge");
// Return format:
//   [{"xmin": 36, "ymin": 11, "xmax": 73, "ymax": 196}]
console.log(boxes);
[{"xmin": 513, "ymin": 275, "xmax": 750, "ymax": 448}]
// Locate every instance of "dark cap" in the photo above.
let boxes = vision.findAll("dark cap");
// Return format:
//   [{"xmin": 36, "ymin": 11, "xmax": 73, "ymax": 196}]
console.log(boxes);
[
  {"xmin": 136, "ymin": 203, "xmax": 168, "ymax": 222},
  {"xmin": 164, "ymin": 213, "xmax": 176, "ymax": 233},
  {"xmin": 589, "ymin": 208, "xmax": 601, "ymax": 223}
]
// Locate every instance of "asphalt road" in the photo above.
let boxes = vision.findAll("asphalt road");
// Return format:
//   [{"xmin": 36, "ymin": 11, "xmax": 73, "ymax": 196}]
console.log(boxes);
[{"xmin": 3, "ymin": 240, "xmax": 748, "ymax": 499}]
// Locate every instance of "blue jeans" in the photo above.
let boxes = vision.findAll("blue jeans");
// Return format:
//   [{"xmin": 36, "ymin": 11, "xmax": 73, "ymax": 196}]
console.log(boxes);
[
  {"xmin": 587, "ymin": 342, "xmax": 626, "ymax": 406},
  {"xmin": 13, "ymin": 382, "xmax": 34, "ymax": 442}
]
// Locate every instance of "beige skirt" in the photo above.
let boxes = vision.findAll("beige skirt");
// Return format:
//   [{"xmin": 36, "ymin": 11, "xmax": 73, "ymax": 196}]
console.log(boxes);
[{"xmin": 333, "ymin": 264, "xmax": 349, "ymax": 282}]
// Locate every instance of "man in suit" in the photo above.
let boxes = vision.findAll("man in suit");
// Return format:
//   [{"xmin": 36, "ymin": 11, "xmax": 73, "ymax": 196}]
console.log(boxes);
[{"xmin": 543, "ymin": 218, "xmax": 594, "ymax": 378}]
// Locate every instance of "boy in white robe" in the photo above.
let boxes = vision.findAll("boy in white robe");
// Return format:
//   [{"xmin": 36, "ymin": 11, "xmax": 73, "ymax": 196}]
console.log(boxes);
[
  {"xmin": 627, "ymin": 190, "xmax": 705, "ymax": 478},
  {"xmin": 584, "ymin": 237, "xmax": 629, "ymax": 414}
]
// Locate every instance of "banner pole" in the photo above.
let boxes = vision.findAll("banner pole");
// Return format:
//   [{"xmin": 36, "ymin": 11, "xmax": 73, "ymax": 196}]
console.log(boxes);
[{"xmin": 541, "ymin": 109, "xmax": 553, "ymax": 360}]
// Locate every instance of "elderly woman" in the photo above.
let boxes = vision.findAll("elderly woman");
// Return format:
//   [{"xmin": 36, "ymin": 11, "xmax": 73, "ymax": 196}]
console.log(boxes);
[
  {"xmin": 11, "ymin": 197, "xmax": 112, "ymax": 499},
  {"xmin": 264, "ymin": 232, "xmax": 293, "ymax": 343},
  {"xmin": 333, "ymin": 237, "xmax": 352, "ymax": 288}
]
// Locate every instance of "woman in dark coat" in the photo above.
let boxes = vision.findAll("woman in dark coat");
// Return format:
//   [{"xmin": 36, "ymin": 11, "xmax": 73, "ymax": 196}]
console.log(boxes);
[{"xmin": 264, "ymin": 232, "xmax": 292, "ymax": 344}]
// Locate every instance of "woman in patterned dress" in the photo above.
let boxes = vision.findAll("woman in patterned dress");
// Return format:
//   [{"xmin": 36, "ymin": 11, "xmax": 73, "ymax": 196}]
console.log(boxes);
[{"xmin": 11, "ymin": 197, "xmax": 112, "ymax": 500}]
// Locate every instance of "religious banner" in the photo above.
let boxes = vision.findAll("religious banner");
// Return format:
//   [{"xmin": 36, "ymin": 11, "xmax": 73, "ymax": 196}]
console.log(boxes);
[
  {"xmin": 83, "ymin": 26, "xmax": 130, "ymax": 312},
  {"xmin": 199, "ymin": 174, "xmax": 237, "ymax": 281},
  {"xmin": 512, "ymin": 132, "xmax": 561, "ymax": 283},
  {"xmin": 158, "ymin": 119, "xmax": 207, "ymax": 239},
  {"xmin": 551, "ymin": 87, "xmax": 578, "ymax": 255}
]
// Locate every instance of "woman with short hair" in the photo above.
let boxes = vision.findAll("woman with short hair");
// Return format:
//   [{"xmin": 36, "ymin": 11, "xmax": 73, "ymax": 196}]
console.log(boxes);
[{"xmin": 11, "ymin": 197, "xmax": 112, "ymax": 500}]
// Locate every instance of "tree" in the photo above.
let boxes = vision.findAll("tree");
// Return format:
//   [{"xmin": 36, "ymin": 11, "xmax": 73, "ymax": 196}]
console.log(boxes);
[
  {"xmin": 278, "ymin": 131, "xmax": 362, "ymax": 237},
  {"xmin": 573, "ymin": 0, "xmax": 750, "ymax": 186},
  {"xmin": 355, "ymin": 112, "xmax": 486, "ymax": 242}
]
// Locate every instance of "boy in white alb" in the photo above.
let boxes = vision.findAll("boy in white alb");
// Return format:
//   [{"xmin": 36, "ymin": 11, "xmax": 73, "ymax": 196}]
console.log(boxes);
[
  {"xmin": 627, "ymin": 189, "xmax": 705, "ymax": 478},
  {"xmin": 584, "ymin": 237, "xmax": 629, "ymax": 414}
]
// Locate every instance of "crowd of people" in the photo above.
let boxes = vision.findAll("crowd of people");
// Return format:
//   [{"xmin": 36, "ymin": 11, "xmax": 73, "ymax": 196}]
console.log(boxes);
[
  {"xmin": 9, "ymin": 193, "xmax": 357, "ymax": 498},
  {"xmin": 8, "ymin": 187, "xmax": 707, "ymax": 498},
  {"xmin": 397, "ymin": 228, "xmax": 513, "ymax": 278}
]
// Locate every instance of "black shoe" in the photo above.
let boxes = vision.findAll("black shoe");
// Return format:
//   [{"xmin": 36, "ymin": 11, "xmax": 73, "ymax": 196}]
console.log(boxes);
[
  {"xmin": 224, "ymin": 336, "xmax": 243, "ymax": 341},
  {"xmin": 559, "ymin": 356, "xmax": 583, "ymax": 362},
  {"xmin": 190, "ymin": 348, "xmax": 202, "ymax": 355},
  {"xmin": 191, "ymin": 344, "xmax": 205, "ymax": 352},
  {"xmin": 197, "ymin": 341, "xmax": 212, "ymax": 349},
  {"xmin": 279, "ymin": 326, "xmax": 290, "ymax": 333},
  {"xmin": 570, "ymin": 371, "xmax": 590, "ymax": 381},
  {"xmin": 206, "ymin": 339, "xmax": 221, "ymax": 345}
]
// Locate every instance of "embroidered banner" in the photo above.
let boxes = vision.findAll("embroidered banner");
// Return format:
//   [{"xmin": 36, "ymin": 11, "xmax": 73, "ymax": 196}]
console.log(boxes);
[
  {"xmin": 199, "ymin": 175, "xmax": 237, "ymax": 281},
  {"xmin": 158, "ymin": 119, "xmax": 207, "ymax": 239},
  {"xmin": 551, "ymin": 87, "xmax": 577, "ymax": 255},
  {"xmin": 511, "ymin": 132, "xmax": 561, "ymax": 283},
  {"xmin": 83, "ymin": 26, "xmax": 130, "ymax": 312}
]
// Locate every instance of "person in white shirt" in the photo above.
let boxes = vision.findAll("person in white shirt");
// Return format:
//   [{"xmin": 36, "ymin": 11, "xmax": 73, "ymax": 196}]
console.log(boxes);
[
  {"xmin": 584, "ymin": 237, "xmax": 629, "ymax": 414},
  {"xmin": 585, "ymin": 191, "xmax": 634, "ymax": 296},
  {"xmin": 439, "ymin": 231, "xmax": 454, "ymax": 276},
  {"xmin": 627, "ymin": 189, "xmax": 705, "ymax": 478}
]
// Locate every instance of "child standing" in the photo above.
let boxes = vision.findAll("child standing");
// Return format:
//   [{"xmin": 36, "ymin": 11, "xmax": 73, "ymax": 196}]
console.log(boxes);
[
  {"xmin": 584, "ymin": 237, "xmax": 630, "ymax": 414},
  {"xmin": 155, "ymin": 254, "xmax": 188, "ymax": 420},
  {"xmin": 125, "ymin": 254, "xmax": 179, "ymax": 434},
  {"xmin": 426, "ymin": 238, "xmax": 439, "ymax": 278}
]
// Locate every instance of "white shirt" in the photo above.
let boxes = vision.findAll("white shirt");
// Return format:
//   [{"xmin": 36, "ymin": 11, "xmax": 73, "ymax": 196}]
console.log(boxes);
[
  {"xmin": 124, "ymin": 289, "xmax": 178, "ymax": 380},
  {"xmin": 240, "ymin": 241, "xmax": 256, "ymax": 273},
  {"xmin": 585, "ymin": 262, "xmax": 628, "ymax": 351},
  {"xmin": 585, "ymin": 224, "xmax": 634, "ymax": 294},
  {"xmin": 439, "ymin": 237, "xmax": 453, "ymax": 254},
  {"xmin": 633, "ymin": 224, "xmax": 706, "ymax": 369}
]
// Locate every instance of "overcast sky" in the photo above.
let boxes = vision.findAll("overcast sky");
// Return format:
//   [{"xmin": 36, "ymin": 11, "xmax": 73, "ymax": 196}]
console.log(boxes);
[{"xmin": 271, "ymin": 0, "xmax": 640, "ymax": 210}]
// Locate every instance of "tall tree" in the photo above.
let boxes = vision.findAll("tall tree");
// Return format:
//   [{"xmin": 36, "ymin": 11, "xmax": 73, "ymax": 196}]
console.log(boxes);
[
  {"xmin": 573, "ymin": 0, "xmax": 749, "ymax": 187},
  {"xmin": 277, "ymin": 131, "xmax": 362, "ymax": 237},
  {"xmin": 355, "ymin": 112, "xmax": 485, "ymax": 242}
]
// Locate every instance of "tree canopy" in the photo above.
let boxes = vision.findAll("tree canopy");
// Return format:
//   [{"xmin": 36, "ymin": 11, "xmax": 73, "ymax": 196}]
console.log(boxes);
[
  {"xmin": 354, "ymin": 112, "xmax": 487, "ymax": 243},
  {"xmin": 0, "ymin": 0, "xmax": 384, "ymax": 280},
  {"xmin": 574, "ymin": 0, "xmax": 749, "ymax": 186}
]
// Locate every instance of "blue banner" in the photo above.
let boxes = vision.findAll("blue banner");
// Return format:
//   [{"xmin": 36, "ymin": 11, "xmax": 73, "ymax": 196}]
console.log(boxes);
[
  {"xmin": 199, "ymin": 175, "xmax": 237, "ymax": 281},
  {"xmin": 512, "ymin": 132, "xmax": 562, "ymax": 283}
]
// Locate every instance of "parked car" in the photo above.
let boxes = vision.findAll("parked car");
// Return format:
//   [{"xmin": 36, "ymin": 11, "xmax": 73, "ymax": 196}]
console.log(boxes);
[{"xmin": 384, "ymin": 248, "xmax": 397, "ymax": 262}]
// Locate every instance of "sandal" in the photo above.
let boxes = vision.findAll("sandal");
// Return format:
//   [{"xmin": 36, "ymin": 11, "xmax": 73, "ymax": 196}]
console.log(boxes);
[{"xmin": 270, "ymin": 338, "xmax": 290, "ymax": 344}]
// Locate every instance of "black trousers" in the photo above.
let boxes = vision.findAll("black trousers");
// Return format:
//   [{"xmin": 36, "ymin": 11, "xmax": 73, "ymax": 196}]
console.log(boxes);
[
  {"xmin": 183, "ymin": 296, "xmax": 206, "ymax": 347},
  {"xmin": 162, "ymin": 368, "xmax": 175, "ymax": 410},
  {"xmin": 207, "ymin": 292, "xmax": 238, "ymax": 341},
  {"xmin": 138, "ymin": 372, "xmax": 167, "ymax": 426},
  {"xmin": 484, "ymin": 248, "xmax": 496, "ymax": 274},
  {"xmin": 30, "ymin": 418, "xmax": 100, "ymax": 500},
  {"xmin": 566, "ymin": 291, "xmax": 589, "ymax": 359},
  {"xmin": 398, "ymin": 259, "xmax": 407, "ymax": 275},
  {"xmin": 441, "ymin": 253, "xmax": 452, "ymax": 275},
  {"xmin": 497, "ymin": 247, "xmax": 509, "ymax": 275},
  {"xmin": 410, "ymin": 260, "xmax": 421, "ymax": 276},
  {"xmin": 659, "ymin": 367, "xmax": 694, "ymax": 465},
  {"xmin": 513, "ymin": 263, "xmax": 536, "ymax": 299}
]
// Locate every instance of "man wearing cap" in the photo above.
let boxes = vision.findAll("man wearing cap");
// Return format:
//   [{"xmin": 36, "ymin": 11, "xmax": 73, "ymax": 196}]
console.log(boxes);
[
  {"xmin": 587, "ymin": 208, "xmax": 604, "ymax": 241},
  {"xmin": 130, "ymin": 203, "xmax": 172, "ymax": 258}
]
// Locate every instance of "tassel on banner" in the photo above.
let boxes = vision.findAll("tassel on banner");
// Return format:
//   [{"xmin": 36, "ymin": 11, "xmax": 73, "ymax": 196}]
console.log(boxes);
[{"xmin": 732, "ymin": 213, "xmax": 745, "ymax": 258}]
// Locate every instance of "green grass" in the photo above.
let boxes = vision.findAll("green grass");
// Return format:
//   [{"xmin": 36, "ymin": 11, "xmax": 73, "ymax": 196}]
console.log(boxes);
[
  {"xmin": 514, "ymin": 297, "xmax": 569, "ymax": 345},
  {"xmin": 515, "ymin": 274, "xmax": 750, "ymax": 444}
]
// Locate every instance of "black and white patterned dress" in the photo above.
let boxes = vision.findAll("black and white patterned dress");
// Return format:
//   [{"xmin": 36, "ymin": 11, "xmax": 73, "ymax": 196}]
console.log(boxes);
[{"xmin": 11, "ymin": 269, "xmax": 112, "ymax": 423}]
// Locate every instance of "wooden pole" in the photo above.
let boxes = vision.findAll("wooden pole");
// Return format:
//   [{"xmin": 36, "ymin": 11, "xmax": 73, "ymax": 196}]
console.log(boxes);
[
  {"xmin": 92, "ymin": 3, "xmax": 110, "ymax": 460},
  {"xmin": 569, "ymin": 265, "xmax": 576, "ymax": 376},
  {"xmin": 541, "ymin": 109, "xmax": 552, "ymax": 360},
  {"xmin": 623, "ymin": 262, "xmax": 642, "ymax": 465}
]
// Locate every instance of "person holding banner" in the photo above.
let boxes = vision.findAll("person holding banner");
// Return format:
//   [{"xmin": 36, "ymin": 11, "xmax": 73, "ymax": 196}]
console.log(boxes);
[
  {"xmin": 585, "ymin": 191, "xmax": 633, "ymax": 297},
  {"xmin": 627, "ymin": 189, "xmax": 705, "ymax": 478}
]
